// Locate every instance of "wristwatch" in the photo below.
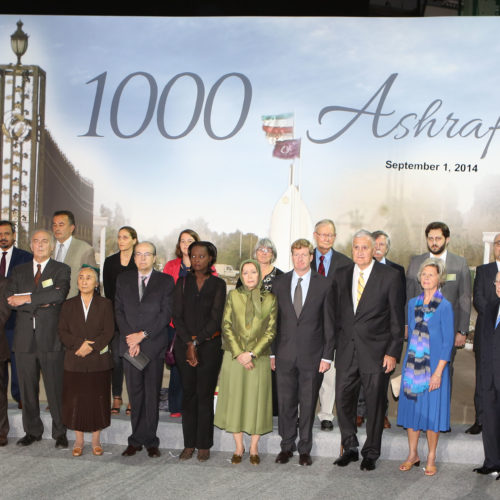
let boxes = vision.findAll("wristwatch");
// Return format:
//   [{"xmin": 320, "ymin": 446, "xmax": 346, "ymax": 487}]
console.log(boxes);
[{"xmin": 143, "ymin": 331, "xmax": 149, "ymax": 339}]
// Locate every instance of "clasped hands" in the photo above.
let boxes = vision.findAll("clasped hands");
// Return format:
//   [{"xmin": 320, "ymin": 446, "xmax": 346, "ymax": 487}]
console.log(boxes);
[
  {"xmin": 126, "ymin": 331, "xmax": 144, "ymax": 357},
  {"xmin": 237, "ymin": 352, "xmax": 254, "ymax": 371},
  {"xmin": 75, "ymin": 340, "xmax": 94, "ymax": 357}
]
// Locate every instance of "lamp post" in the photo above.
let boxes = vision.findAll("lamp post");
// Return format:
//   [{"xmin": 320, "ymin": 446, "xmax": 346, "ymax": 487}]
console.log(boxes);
[{"xmin": 10, "ymin": 20, "xmax": 29, "ymax": 66}]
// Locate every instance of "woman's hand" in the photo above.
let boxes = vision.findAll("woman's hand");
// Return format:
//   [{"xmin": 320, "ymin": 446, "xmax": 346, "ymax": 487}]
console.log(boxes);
[
  {"xmin": 186, "ymin": 342, "xmax": 199, "ymax": 367},
  {"xmin": 237, "ymin": 352, "xmax": 253, "ymax": 366},
  {"xmin": 75, "ymin": 340, "xmax": 95, "ymax": 358},
  {"xmin": 244, "ymin": 361, "xmax": 254, "ymax": 370},
  {"xmin": 429, "ymin": 372, "xmax": 442, "ymax": 391}
]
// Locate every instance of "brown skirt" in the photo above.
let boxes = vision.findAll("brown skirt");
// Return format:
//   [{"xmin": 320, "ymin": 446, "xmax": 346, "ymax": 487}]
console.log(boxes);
[{"xmin": 62, "ymin": 370, "xmax": 111, "ymax": 432}]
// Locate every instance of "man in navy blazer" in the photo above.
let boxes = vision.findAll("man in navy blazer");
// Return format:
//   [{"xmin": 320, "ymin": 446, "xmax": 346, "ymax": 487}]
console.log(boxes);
[
  {"xmin": 115, "ymin": 241, "xmax": 174, "ymax": 458},
  {"xmin": 333, "ymin": 230, "xmax": 404, "ymax": 471},
  {"xmin": 272, "ymin": 239, "xmax": 334, "ymax": 466},
  {"xmin": 468, "ymin": 232, "xmax": 500, "ymax": 435},
  {"xmin": 473, "ymin": 271, "xmax": 500, "ymax": 476},
  {"xmin": 7, "ymin": 229, "xmax": 70, "ymax": 448},
  {"xmin": 0, "ymin": 221, "xmax": 32, "ymax": 406}
]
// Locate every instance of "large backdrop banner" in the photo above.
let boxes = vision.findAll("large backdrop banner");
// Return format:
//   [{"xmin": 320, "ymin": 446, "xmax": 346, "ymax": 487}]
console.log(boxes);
[{"xmin": 0, "ymin": 15, "xmax": 498, "ymax": 271}]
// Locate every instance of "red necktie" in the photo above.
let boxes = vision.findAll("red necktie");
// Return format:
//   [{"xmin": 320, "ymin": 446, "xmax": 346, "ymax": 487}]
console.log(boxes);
[
  {"xmin": 0, "ymin": 251, "xmax": 6, "ymax": 277},
  {"xmin": 34, "ymin": 264, "xmax": 42, "ymax": 287},
  {"xmin": 318, "ymin": 255, "xmax": 325, "ymax": 276}
]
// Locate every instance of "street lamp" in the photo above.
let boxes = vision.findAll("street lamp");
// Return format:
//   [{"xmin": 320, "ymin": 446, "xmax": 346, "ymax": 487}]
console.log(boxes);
[{"xmin": 11, "ymin": 20, "xmax": 28, "ymax": 65}]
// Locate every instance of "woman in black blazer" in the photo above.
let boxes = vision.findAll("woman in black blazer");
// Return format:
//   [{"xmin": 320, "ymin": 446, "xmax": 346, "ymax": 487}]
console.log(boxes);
[
  {"xmin": 59, "ymin": 266, "xmax": 114, "ymax": 456},
  {"xmin": 173, "ymin": 241, "xmax": 226, "ymax": 462}
]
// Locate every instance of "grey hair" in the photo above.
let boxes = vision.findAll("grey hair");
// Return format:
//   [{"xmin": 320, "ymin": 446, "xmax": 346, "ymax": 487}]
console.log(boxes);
[
  {"xmin": 417, "ymin": 257, "xmax": 446, "ymax": 286},
  {"xmin": 352, "ymin": 229, "xmax": 375, "ymax": 247},
  {"xmin": 134, "ymin": 241, "xmax": 156, "ymax": 256},
  {"xmin": 314, "ymin": 219, "xmax": 336, "ymax": 234},
  {"xmin": 372, "ymin": 230, "xmax": 391, "ymax": 252},
  {"xmin": 254, "ymin": 237, "xmax": 277, "ymax": 263},
  {"xmin": 31, "ymin": 229, "xmax": 55, "ymax": 250}
]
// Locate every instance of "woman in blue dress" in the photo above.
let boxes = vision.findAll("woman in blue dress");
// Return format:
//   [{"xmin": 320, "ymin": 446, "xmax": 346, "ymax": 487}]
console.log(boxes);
[{"xmin": 397, "ymin": 258, "xmax": 454, "ymax": 476}]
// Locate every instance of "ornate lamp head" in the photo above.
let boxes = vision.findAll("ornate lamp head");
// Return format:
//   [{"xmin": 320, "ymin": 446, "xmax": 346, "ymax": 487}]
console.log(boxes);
[{"xmin": 11, "ymin": 20, "xmax": 29, "ymax": 65}]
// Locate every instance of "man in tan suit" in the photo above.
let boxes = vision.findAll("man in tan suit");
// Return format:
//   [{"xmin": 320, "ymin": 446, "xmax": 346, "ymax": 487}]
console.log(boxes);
[{"xmin": 52, "ymin": 210, "xmax": 96, "ymax": 299}]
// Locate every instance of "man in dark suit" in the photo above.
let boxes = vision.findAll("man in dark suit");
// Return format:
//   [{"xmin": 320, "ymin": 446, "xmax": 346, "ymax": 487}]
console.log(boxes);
[
  {"xmin": 0, "ymin": 220, "xmax": 32, "ymax": 407},
  {"xmin": 0, "ymin": 277, "xmax": 12, "ymax": 446},
  {"xmin": 357, "ymin": 230, "xmax": 406, "ymax": 429},
  {"xmin": 473, "ymin": 271, "xmax": 500, "ymax": 476},
  {"xmin": 333, "ymin": 230, "xmax": 404, "ymax": 471},
  {"xmin": 272, "ymin": 238, "xmax": 334, "ymax": 466},
  {"xmin": 468, "ymin": 232, "xmax": 500, "ymax": 435},
  {"xmin": 52, "ymin": 210, "xmax": 96, "ymax": 299},
  {"xmin": 311, "ymin": 219, "xmax": 351, "ymax": 432},
  {"xmin": 406, "ymin": 221, "xmax": 471, "ymax": 348},
  {"xmin": 7, "ymin": 229, "xmax": 70, "ymax": 448},
  {"xmin": 115, "ymin": 241, "xmax": 174, "ymax": 458}
]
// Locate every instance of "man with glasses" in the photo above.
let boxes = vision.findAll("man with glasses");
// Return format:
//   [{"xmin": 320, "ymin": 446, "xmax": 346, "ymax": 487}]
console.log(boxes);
[
  {"xmin": 115, "ymin": 242, "xmax": 174, "ymax": 458},
  {"xmin": 311, "ymin": 219, "xmax": 351, "ymax": 431},
  {"xmin": 468, "ymin": 233, "xmax": 500, "ymax": 435}
]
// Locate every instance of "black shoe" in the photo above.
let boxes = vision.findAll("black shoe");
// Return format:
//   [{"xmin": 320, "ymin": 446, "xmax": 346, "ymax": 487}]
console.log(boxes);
[
  {"xmin": 321, "ymin": 420, "xmax": 334, "ymax": 431},
  {"xmin": 16, "ymin": 434, "xmax": 42, "ymax": 446},
  {"xmin": 55, "ymin": 435, "xmax": 68, "ymax": 449},
  {"xmin": 275, "ymin": 450, "xmax": 293, "ymax": 464},
  {"xmin": 465, "ymin": 423, "xmax": 482, "ymax": 435},
  {"xmin": 473, "ymin": 465, "xmax": 499, "ymax": 474},
  {"xmin": 147, "ymin": 446, "xmax": 161, "ymax": 458},
  {"xmin": 360, "ymin": 457, "xmax": 376, "ymax": 471},
  {"xmin": 122, "ymin": 444, "xmax": 143, "ymax": 456},
  {"xmin": 299, "ymin": 453, "xmax": 312, "ymax": 466},
  {"xmin": 334, "ymin": 449, "xmax": 359, "ymax": 467},
  {"xmin": 0, "ymin": 435, "xmax": 8, "ymax": 446}
]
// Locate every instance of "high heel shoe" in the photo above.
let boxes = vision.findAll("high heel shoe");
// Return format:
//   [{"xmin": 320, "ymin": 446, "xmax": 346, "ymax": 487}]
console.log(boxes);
[
  {"xmin": 424, "ymin": 464, "xmax": 437, "ymax": 476},
  {"xmin": 93, "ymin": 445, "xmax": 103, "ymax": 456},
  {"xmin": 231, "ymin": 449, "xmax": 245, "ymax": 464},
  {"xmin": 249, "ymin": 454, "xmax": 260, "ymax": 465},
  {"xmin": 72, "ymin": 446, "xmax": 83, "ymax": 457},
  {"xmin": 399, "ymin": 459, "xmax": 420, "ymax": 471}
]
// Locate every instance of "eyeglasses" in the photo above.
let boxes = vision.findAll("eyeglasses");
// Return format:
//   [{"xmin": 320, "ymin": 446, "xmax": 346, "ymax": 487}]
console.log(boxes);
[
  {"xmin": 135, "ymin": 252, "xmax": 153, "ymax": 258},
  {"xmin": 315, "ymin": 232, "xmax": 335, "ymax": 239},
  {"xmin": 256, "ymin": 247, "xmax": 272, "ymax": 254}
]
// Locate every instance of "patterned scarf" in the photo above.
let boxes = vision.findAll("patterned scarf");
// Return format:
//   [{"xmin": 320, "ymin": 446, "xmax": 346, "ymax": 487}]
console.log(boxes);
[{"xmin": 403, "ymin": 289, "xmax": 443, "ymax": 400}]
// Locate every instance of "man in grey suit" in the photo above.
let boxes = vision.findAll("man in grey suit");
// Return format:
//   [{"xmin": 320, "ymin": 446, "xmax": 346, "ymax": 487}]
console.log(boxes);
[
  {"xmin": 467, "ymin": 232, "xmax": 500, "ymax": 435},
  {"xmin": 7, "ymin": 229, "xmax": 70, "ymax": 448},
  {"xmin": 52, "ymin": 210, "xmax": 96, "ymax": 299},
  {"xmin": 310, "ymin": 219, "xmax": 351, "ymax": 432},
  {"xmin": 406, "ymin": 222, "xmax": 471, "ymax": 394},
  {"xmin": 115, "ymin": 241, "xmax": 174, "ymax": 458},
  {"xmin": 272, "ymin": 239, "xmax": 334, "ymax": 466},
  {"xmin": 333, "ymin": 230, "xmax": 404, "ymax": 471}
]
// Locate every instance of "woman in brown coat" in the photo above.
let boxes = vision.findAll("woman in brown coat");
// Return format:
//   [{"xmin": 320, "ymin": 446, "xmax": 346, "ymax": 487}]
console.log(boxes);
[{"xmin": 59, "ymin": 266, "xmax": 114, "ymax": 456}]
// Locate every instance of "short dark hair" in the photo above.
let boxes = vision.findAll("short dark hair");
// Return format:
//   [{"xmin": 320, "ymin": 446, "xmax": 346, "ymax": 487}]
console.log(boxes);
[
  {"xmin": 175, "ymin": 229, "xmax": 200, "ymax": 259},
  {"xmin": 0, "ymin": 220, "xmax": 15, "ymax": 232},
  {"xmin": 53, "ymin": 210, "xmax": 75, "ymax": 227},
  {"xmin": 188, "ymin": 241, "xmax": 217, "ymax": 274},
  {"xmin": 119, "ymin": 226, "xmax": 138, "ymax": 241},
  {"xmin": 425, "ymin": 221, "xmax": 450, "ymax": 239}
]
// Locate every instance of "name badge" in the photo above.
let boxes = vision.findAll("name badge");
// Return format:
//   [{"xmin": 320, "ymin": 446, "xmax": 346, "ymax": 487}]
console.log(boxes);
[
  {"xmin": 42, "ymin": 279, "xmax": 53, "ymax": 288},
  {"xmin": 445, "ymin": 273, "xmax": 456, "ymax": 282},
  {"xmin": 100, "ymin": 346, "xmax": 109, "ymax": 355}
]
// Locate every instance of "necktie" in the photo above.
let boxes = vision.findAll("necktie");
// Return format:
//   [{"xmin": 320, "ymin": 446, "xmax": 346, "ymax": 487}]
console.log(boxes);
[
  {"xmin": 496, "ymin": 309, "xmax": 500, "ymax": 329},
  {"xmin": 356, "ymin": 271, "xmax": 365, "ymax": 306},
  {"xmin": 0, "ymin": 251, "xmax": 6, "ymax": 277},
  {"xmin": 56, "ymin": 243, "xmax": 64, "ymax": 262},
  {"xmin": 139, "ymin": 276, "xmax": 147, "ymax": 301},
  {"xmin": 318, "ymin": 255, "xmax": 325, "ymax": 276},
  {"xmin": 34, "ymin": 264, "xmax": 42, "ymax": 287},
  {"xmin": 293, "ymin": 277, "xmax": 303, "ymax": 318}
]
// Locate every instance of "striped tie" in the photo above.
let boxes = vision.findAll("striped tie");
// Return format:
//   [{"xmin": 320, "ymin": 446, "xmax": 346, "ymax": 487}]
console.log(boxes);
[{"xmin": 357, "ymin": 272, "xmax": 365, "ymax": 306}]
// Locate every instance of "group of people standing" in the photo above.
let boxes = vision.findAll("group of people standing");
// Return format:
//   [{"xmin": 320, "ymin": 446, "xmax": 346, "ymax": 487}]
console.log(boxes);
[{"xmin": 0, "ymin": 214, "xmax": 498, "ymax": 480}]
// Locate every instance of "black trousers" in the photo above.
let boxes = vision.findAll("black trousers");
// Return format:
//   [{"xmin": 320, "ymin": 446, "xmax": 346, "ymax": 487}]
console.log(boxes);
[
  {"xmin": 473, "ymin": 347, "xmax": 483, "ymax": 425},
  {"xmin": 16, "ymin": 350, "xmax": 66, "ymax": 439},
  {"xmin": 111, "ymin": 330, "xmax": 125, "ymax": 398},
  {"xmin": 336, "ymin": 352, "xmax": 387, "ymax": 460},
  {"xmin": 124, "ymin": 354, "xmax": 164, "ymax": 448},
  {"xmin": 275, "ymin": 358, "xmax": 323, "ymax": 455},
  {"xmin": 481, "ymin": 379, "xmax": 500, "ymax": 469},
  {"xmin": 175, "ymin": 338, "xmax": 222, "ymax": 449},
  {"xmin": 0, "ymin": 359, "xmax": 9, "ymax": 437}
]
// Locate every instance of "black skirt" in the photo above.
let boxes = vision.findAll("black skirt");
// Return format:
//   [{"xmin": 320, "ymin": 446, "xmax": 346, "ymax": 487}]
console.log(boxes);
[{"xmin": 62, "ymin": 370, "xmax": 111, "ymax": 432}]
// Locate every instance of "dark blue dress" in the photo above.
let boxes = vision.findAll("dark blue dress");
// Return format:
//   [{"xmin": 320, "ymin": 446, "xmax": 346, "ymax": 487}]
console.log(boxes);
[{"xmin": 397, "ymin": 296, "xmax": 454, "ymax": 432}]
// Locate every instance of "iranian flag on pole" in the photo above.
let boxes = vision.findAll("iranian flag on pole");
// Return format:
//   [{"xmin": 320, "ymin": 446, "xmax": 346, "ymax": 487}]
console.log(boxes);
[{"xmin": 261, "ymin": 112, "xmax": 294, "ymax": 144}]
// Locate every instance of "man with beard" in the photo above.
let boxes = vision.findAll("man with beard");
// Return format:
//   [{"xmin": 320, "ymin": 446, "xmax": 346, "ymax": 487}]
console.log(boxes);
[{"xmin": 406, "ymin": 222, "xmax": 471, "ymax": 380}]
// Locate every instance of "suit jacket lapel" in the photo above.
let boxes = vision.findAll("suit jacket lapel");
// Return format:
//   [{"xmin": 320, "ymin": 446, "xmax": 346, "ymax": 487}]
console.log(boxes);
[
  {"xmin": 355, "ymin": 261, "xmax": 378, "ymax": 315},
  {"xmin": 283, "ymin": 272, "xmax": 296, "ymax": 316},
  {"xmin": 300, "ymin": 271, "xmax": 317, "ymax": 315}
]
